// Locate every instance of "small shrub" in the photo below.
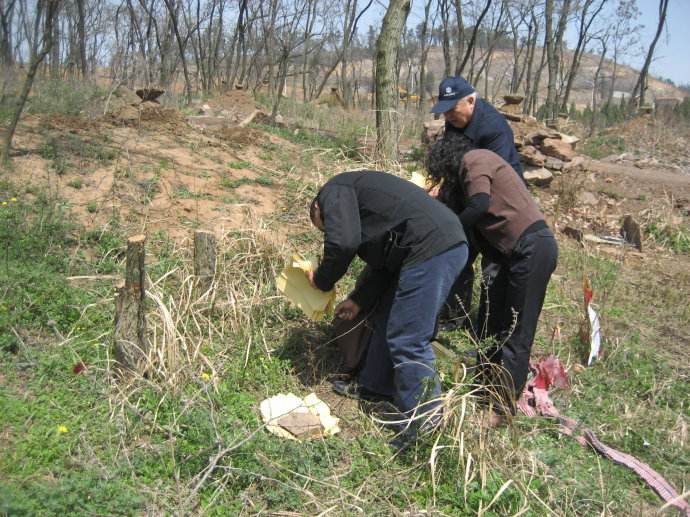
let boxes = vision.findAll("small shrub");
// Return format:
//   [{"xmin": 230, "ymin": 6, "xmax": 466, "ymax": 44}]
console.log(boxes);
[
  {"xmin": 255, "ymin": 175, "xmax": 274, "ymax": 186},
  {"xmin": 646, "ymin": 221, "xmax": 690, "ymax": 254},
  {"xmin": 86, "ymin": 201, "xmax": 97, "ymax": 213},
  {"xmin": 67, "ymin": 178, "xmax": 83, "ymax": 189},
  {"xmin": 228, "ymin": 160, "xmax": 252, "ymax": 170},
  {"xmin": 220, "ymin": 177, "xmax": 252, "ymax": 189},
  {"xmin": 582, "ymin": 134, "xmax": 627, "ymax": 159}
]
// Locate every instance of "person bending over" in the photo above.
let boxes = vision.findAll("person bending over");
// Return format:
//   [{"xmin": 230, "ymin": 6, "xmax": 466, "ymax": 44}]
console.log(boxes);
[
  {"xmin": 307, "ymin": 170, "xmax": 468, "ymax": 432},
  {"xmin": 426, "ymin": 132, "xmax": 558, "ymax": 418}
]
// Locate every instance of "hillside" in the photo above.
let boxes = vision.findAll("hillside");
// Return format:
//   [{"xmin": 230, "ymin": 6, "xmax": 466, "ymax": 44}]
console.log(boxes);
[{"xmin": 357, "ymin": 47, "xmax": 687, "ymax": 108}]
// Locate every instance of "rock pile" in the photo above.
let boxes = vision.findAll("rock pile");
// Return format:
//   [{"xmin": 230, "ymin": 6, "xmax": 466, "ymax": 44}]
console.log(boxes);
[
  {"xmin": 499, "ymin": 96, "xmax": 584, "ymax": 187},
  {"xmin": 421, "ymin": 95, "xmax": 586, "ymax": 187}
]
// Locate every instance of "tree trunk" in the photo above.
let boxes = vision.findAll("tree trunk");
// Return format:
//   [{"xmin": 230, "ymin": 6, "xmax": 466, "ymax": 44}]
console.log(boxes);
[
  {"xmin": 544, "ymin": 0, "xmax": 556, "ymax": 122},
  {"xmin": 589, "ymin": 37, "xmax": 607, "ymax": 136},
  {"xmin": 193, "ymin": 230, "xmax": 216, "ymax": 296},
  {"xmin": 375, "ymin": 0, "xmax": 410, "ymax": 163},
  {"xmin": 75, "ymin": 0, "xmax": 86, "ymax": 76},
  {"xmin": 560, "ymin": 0, "xmax": 608, "ymax": 113},
  {"xmin": 630, "ymin": 0, "xmax": 668, "ymax": 108},
  {"xmin": 452, "ymin": 0, "xmax": 465, "ymax": 75},
  {"xmin": 457, "ymin": 0, "xmax": 492, "ymax": 77},
  {"xmin": 162, "ymin": 0, "xmax": 192, "ymax": 104},
  {"xmin": 0, "ymin": 0, "xmax": 17, "ymax": 67},
  {"xmin": 439, "ymin": 0, "xmax": 451, "ymax": 77},
  {"xmin": 417, "ymin": 0, "xmax": 433, "ymax": 120},
  {"xmin": 1, "ymin": 0, "xmax": 60, "ymax": 166}
]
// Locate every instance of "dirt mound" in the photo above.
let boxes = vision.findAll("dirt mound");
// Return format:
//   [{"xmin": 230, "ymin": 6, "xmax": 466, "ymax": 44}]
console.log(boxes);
[
  {"xmin": 108, "ymin": 101, "xmax": 185, "ymax": 129},
  {"xmin": 216, "ymin": 127, "xmax": 265, "ymax": 145},
  {"xmin": 204, "ymin": 90, "xmax": 257, "ymax": 122},
  {"xmin": 105, "ymin": 85, "xmax": 141, "ymax": 115}
]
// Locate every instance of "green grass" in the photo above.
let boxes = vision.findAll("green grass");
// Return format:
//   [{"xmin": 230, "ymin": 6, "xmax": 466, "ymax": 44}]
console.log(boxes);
[
  {"xmin": 174, "ymin": 185, "xmax": 209, "ymax": 199},
  {"xmin": 228, "ymin": 160, "xmax": 252, "ymax": 169},
  {"xmin": 582, "ymin": 134, "xmax": 627, "ymax": 159},
  {"xmin": 646, "ymin": 221, "xmax": 690, "ymax": 253},
  {"xmin": 1, "ymin": 110, "xmax": 688, "ymax": 515}
]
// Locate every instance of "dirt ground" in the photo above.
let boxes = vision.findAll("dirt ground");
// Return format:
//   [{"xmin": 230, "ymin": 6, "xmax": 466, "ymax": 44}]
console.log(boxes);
[{"xmin": 9, "ymin": 96, "xmax": 296, "ymax": 241}]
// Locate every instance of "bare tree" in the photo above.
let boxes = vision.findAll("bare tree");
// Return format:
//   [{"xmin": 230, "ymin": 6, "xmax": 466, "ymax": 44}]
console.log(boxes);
[
  {"xmin": 1, "ymin": 0, "xmax": 61, "ymax": 165},
  {"xmin": 0, "ymin": 0, "xmax": 16, "ymax": 67},
  {"xmin": 590, "ymin": 32, "xmax": 608, "ymax": 135},
  {"xmin": 417, "ymin": 0, "xmax": 434, "ymax": 118},
  {"xmin": 605, "ymin": 0, "xmax": 640, "ymax": 107},
  {"xmin": 544, "ymin": 0, "xmax": 572, "ymax": 123},
  {"xmin": 559, "ymin": 0, "xmax": 609, "ymax": 112},
  {"xmin": 162, "ymin": 0, "xmax": 193, "ymax": 103},
  {"xmin": 457, "ymin": 0, "xmax": 493, "ymax": 77},
  {"xmin": 630, "ymin": 0, "xmax": 668, "ymax": 108}
]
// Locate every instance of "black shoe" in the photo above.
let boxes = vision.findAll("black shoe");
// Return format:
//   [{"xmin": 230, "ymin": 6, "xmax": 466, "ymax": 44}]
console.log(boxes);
[
  {"xmin": 389, "ymin": 428, "xmax": 417, "ymax": 453},
  {"xmin": 438, "ymin": 320, "xmax": 461, "ymax": 332},
  {"xmin": 332, "ymin": 380, "xmax": 392, "ymax": 402}
]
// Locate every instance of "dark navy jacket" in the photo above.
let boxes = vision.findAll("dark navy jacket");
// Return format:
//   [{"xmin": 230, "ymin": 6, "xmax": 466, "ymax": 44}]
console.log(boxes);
[
  {"xmin": 313, "ymin": 171, "xmax": 466, "ymax": 306},
  {"xmin": 446, "ymin": 97, "xmax": 524, "ymax": 177}
]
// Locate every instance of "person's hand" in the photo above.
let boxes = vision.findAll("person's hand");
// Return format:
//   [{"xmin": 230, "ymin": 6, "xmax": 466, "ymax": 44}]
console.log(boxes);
[
  {"xmin": 427, "ymin": 184, "xmax": 441, "ymax": 198},
  {"xmin": 306, "ymin": 270, "xmax": 319, "ymax": 290},
  {"xmin": 334, "ymin": 299, "xmax": 360, "ymax": 321}
]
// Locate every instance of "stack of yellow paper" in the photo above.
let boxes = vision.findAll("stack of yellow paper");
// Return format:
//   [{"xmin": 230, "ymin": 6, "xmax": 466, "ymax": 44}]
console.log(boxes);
[{"xmin": 276, "ymin": 255, "xmax": 335, "ymax": 320}]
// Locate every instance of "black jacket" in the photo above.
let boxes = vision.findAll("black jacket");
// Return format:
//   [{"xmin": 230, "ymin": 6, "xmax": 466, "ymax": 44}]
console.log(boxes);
[
  {"xmin": 313, "ymin": 171, "xmax": 466, "ymax": 307},
  {"xmin": 446, "ymin": 97, "xmax": 524, "ymax": 177}
]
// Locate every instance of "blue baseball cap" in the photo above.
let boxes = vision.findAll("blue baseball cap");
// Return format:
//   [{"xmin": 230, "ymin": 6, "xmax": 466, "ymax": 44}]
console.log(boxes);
[{"xmin": 430, "ymin": 77, "xmax": 476, "ymax": 113}]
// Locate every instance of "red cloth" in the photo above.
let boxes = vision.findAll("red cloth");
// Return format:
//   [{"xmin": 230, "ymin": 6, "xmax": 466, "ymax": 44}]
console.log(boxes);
[{"xmin": 518, "ymin": 356, "xmax": 689, "ymax": 516}]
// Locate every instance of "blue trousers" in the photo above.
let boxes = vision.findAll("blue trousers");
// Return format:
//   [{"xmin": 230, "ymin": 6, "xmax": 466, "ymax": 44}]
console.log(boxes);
[{"xmin": 358, "ymin": 244, "xmax": 468, "ymax": 415}]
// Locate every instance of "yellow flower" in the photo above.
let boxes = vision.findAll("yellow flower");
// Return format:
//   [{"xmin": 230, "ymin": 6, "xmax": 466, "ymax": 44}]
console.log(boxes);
[
  {"xmin": 1, "ymin": 202, "xmax": 6, "ymax": 206},
  {"xmin": 57, "ymin": 425, "xmax": 68, "ymax": 434},
  {"xmin": 200, "ymin": 372, "xmax": 211, "ymax": 381},
  {"xmin": 10, "ymin": 198, "xmax": 16, "ymax": 202}
]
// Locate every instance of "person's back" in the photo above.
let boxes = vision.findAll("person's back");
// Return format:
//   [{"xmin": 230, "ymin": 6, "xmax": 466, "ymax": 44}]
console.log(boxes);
[
  {"xmin": 314, "ymin": 170, "xmax": 465, "ymax": 291},
  {"xmin": 446, "ymin": 98, "xmax": 523, "ymax": 176}
]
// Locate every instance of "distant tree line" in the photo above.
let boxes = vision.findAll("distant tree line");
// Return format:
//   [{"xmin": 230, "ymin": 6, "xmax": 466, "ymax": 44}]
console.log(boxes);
[{"xmin": 0, "ymin": 0, "xmax": 674, "ymax": 162}]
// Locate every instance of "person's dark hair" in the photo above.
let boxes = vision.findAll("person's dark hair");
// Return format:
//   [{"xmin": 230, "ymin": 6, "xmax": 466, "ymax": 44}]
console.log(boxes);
[{"xmin": 425, "ymin": 132, "xmax": 476, "ymax": 212}]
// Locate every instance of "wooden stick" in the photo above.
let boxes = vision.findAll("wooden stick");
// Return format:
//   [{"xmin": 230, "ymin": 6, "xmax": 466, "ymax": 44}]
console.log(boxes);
[
  {"xmin": 113, "ymin": 234, "xmax": 147, "ymax": 372},
  {"xmin": 194, "ymin": 230, "xmax": 216, "ymax": 296}
]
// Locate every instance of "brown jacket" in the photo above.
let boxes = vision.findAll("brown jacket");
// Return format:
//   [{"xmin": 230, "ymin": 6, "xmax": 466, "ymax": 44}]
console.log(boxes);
[{"xmin": 463, "ymin": 149, "xmax": 544, "ymax": 255}]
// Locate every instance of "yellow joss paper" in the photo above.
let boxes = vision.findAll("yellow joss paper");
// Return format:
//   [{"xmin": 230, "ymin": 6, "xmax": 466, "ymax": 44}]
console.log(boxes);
[
  {"xmin": 276, "ymin": 255, "xmax": 335, "ymax": 320},
  {"xmin": 410, "ymin": 171, "xmax": 432, "ymax": 190},
  {"xmin": 410, "ymin": 171, "xmax": 429, "ymax": 189}
]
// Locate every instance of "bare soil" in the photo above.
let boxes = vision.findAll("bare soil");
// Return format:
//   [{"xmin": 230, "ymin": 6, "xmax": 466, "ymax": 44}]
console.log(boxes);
[{"xmin": 8, "ymin": 96, "xmax": 299, "ymax": 241}]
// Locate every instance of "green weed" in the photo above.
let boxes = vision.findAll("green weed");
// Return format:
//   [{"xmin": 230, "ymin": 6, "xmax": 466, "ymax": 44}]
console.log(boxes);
[
  {"xmin": 67, "ymin": 178, "xmax": 83, "ymax": 189},
  {"xmin": 228, "ymin": 160, "xmax": 252, "ymax": 169},
  {"xmin": 582, "ymin": 134, "xmax": 627, "ymax": 159}
]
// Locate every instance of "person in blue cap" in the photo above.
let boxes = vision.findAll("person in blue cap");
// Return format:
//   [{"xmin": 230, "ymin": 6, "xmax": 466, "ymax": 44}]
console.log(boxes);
[
  {"xmin": 430, "ymin": 76, "xmax": 523, "ymax": 177},
  {"xmin": 430, "ymin": 76, "xmax": 523, "ymax": 332}
]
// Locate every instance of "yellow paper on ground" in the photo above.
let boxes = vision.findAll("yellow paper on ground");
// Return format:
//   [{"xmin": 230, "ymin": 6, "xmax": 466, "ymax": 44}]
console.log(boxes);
[
  {"xmin": 410, "ymin": 170, "xmax": 432, "ymax": 189},
  {"xmin": 276, "ymin": 254, "xmax": 335, "ymax": 321}
]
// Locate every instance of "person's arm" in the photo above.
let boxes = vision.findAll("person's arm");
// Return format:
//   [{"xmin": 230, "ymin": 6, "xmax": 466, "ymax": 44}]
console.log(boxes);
[
  {"xmin": 458, "ymin": 193, "xmax": 490, "ymax": 232},
  {"xmin": 312, "ymin": 185, "xmax": 361, "ymax": 291}
]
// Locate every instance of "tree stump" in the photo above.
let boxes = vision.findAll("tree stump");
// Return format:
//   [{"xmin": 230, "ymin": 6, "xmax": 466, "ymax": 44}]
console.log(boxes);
[
  {"xmin": 194, "ymin": 230, "xmax": 216, "ymax": 296},
  {"xmin": 114, "ymin": 235, "xmax": 148, "ymax": 372}
]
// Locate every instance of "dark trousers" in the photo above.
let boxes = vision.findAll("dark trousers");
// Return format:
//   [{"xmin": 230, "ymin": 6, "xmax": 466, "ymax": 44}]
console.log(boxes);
[
  {"xmin": 476, "ymin": 227, "xmax": 558, "ymax": 408},
  {"xmin": 358, "ymin": 244, "xmax": 468, "ymax": 415}
]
